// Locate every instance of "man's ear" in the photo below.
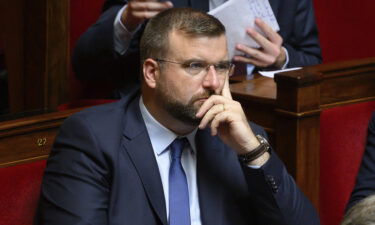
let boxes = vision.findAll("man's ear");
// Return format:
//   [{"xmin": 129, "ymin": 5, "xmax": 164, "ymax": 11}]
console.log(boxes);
[{"xmin": 142, "ymin": 58, "xmax": 159, "ymax": 89}]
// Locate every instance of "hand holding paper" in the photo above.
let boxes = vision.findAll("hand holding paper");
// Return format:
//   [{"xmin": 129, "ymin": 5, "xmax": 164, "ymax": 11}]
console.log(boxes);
[
  {"xmin": 209, "ymin": 0, "xmax": 286, "ymax": 69},
  {"xmin": 234, "ymin": 18, "xmax": 286, "ymax": 69}
]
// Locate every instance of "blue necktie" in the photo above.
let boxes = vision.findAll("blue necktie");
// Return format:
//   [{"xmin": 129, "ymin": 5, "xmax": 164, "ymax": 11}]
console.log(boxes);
[{"xmin": 169, "ymin": 138, "xmax": 190, "ymax": 225}]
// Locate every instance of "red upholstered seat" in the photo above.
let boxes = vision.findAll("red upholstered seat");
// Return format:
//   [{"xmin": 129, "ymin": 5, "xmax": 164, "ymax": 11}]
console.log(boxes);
[
  {"xmin": 0, "ymin": 160, "xmax": 46, "ymax": 225},
  {"xmin": 320, "ymin": 101, "xmax": 375, "ymax": 225}
]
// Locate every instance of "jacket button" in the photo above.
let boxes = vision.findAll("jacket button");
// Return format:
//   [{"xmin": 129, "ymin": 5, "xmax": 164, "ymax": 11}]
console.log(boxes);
[{"xmin": 266, "ymin": 175, "xmax": 279, "ymax": 193}]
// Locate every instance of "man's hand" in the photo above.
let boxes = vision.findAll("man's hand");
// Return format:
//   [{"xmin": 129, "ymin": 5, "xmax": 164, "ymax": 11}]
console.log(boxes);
[
  {"xmin": 196, "ymin": 76, "xmax": 270, "ymax": 165},
  {"xmin": 234, "ymin": 18, "xmax": 286, "ymax": 69},
  {"xmin": 121, "ymin": 0, "xmax": 173, "ymax": 32},
  {"xmin": 196, "ymin": 76, "xmax": 270, "ymax": 164}
]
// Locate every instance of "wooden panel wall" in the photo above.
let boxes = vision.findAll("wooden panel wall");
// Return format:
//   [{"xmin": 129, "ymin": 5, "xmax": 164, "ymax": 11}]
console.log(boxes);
[{"xmin": 0, "ymin": 0, "xmax": 69, "ymax": 114}]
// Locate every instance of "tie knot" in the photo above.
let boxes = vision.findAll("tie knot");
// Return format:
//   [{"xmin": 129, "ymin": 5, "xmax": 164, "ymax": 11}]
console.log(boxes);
[{"xmin": 170, "ymin": 138, "xmax": 188, "ymax": 159}]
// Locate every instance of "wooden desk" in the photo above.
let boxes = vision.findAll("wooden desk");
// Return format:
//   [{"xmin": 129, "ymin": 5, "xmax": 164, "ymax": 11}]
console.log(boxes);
[
  {"xmin": 230, "ymin": 75, "xmax": 276, "ymax": 137},
  {"xmin": 0, "ymin": 108, "xmax": 84, "ymax": 168},
  {"xmin": 230, "ymin": 58, "xmax": 375, "ymax": 209}
]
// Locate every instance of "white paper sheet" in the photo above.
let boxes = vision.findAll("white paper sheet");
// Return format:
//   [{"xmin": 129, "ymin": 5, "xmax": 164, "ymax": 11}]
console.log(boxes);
[
  {"xmin": 209, "ymin": 0, "xmax": 279, "ymax": 60},
  {"xmin": 258, "ymin": 67, "xmax": 302, "ymax": 78}
]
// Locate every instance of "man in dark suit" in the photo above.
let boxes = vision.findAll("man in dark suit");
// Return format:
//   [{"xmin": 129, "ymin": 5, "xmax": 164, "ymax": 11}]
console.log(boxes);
[
  {"xmin": 346, "ymin": 112, "xmax": 375, "ymax": 211},
  {"xmin": 73, "ymin": 0, "xmax": 322, "ymax": 97},
  {"xmin": 36, "ymin": 8, "xmax": 320, "ymax": 225}
]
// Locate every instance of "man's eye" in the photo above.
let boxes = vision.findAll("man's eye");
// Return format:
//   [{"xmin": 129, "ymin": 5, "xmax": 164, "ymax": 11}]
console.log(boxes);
[
  {"xmin": 215, "ymin": 63, "xmax": 230, "ymax": 71},
  {"xmin": 189, "ymin": 62, "xmax": 205, "ymax": 70}
]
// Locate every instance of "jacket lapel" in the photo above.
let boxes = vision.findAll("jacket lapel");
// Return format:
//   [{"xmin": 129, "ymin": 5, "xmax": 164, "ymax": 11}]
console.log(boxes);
[
  {"xmin": 196, "ymin": 129, "xmax": 224, "ymax": 225},
  {"xmin": 122, "ymin": 97, "xmax": 168, "ymax": 225}
]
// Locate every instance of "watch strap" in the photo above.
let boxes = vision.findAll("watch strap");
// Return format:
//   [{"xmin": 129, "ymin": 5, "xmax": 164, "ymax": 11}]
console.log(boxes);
[{"xmin": 238, "ymin": 135, "xmax": 270, "ymax": 164}]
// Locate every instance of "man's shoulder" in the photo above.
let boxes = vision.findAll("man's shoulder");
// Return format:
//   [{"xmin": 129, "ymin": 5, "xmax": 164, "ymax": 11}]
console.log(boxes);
[
  {"xmin": 64, "ymin": 94, "xmax": 139, "ymax": 132},
  {"xmin": 72, "ymin": 98, "xmax": 126, "ymax": 120},
  {"xmin": 57, "ymin": 95, "xmax": 141, "ymax": 153},
  {"xmin": 70, "ymin": 87, "xmax": 140, "ymax": 122}
]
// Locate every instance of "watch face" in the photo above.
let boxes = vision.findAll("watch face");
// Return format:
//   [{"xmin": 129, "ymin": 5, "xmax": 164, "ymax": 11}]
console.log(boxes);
[{"xmin": 256, "ymin": 135, "xmax": 267, "ymax": 144}]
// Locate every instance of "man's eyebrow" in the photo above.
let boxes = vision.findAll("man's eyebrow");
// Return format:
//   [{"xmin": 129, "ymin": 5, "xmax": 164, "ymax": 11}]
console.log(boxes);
[
  {"xmin": 181, "ymin": 59, "xmax": 231, "ymax": 64},
  {"xmin": 180, "ymin": 59, "xmax": 205, "ymax": 63},
  {"xmin": 218, "ymin": 60, "xmax": 231, "ymax": 64}
]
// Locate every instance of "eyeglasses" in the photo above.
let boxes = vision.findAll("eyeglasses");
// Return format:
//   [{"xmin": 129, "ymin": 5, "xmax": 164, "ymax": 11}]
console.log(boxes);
[{"xmin": 155, "ymin": 59, "xmax": 234, "ymax": 76}]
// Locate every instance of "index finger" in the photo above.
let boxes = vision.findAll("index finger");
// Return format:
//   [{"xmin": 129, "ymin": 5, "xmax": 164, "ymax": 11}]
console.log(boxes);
[
  {"xmin": 254, "ymin": 18, "xmax": 282, "ymax": 45},
  {"xmin": 221, "ymin": 74, "xmax": 232, "ymax": 100}
]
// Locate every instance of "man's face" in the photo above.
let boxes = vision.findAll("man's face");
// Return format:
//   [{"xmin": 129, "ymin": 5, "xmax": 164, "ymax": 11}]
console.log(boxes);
[{"xmin": 154, "ymin": 30, "xmax": 229, "ymax": 126}]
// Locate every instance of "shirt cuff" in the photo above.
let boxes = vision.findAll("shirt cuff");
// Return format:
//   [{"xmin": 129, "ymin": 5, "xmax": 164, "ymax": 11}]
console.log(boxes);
[
  {"xmin": 113, "ymin": 5, "xmax": 141, "ymax": 55},
  {"xmin": 246, "ymin": 64, "xmax": 255, "ymax": 75},
  {"xmin": 245, "ymin": 47, "xmax": 289, "ymax": 77},
  {"xmin": 247, "ymin": 164, "xmax": 261, "ymax": 169},
  {"xmin": 280, "ymin": 47, "xmax": 289, "ymax": 69}
]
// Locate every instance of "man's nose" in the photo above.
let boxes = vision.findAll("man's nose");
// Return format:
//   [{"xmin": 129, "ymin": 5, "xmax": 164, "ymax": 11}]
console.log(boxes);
[{"xmin": 202, "ymin": 66, "xmax": 220, "ymax": 90}]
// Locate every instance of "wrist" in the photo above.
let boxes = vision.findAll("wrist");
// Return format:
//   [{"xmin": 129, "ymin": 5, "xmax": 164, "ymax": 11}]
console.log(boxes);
[
  {"xmin": 247, "ymin": 152, "xmax": 270, "ymax": 166},
  {"xmin": 238, "ymin": 135, "xmax": 271, "ymax": 166},
  {"xmin": 273, "ymin": 47, "xmax": 286, "ymax": 69},
  {"xmin": 121, "ymin": 8, "xmax": 141, "ymax": 32}
]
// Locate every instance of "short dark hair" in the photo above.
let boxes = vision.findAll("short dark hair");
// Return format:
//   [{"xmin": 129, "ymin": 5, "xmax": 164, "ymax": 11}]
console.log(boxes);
[{"xmin": 140, "ymin": 7, "xmax": 226, "ymax": 63}]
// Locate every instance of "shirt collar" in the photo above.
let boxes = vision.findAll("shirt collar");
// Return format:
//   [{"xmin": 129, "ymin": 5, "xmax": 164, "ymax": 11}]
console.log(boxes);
[{"xmin": 139, "ymin": 97, "xmax": 197, "ymax": 156}]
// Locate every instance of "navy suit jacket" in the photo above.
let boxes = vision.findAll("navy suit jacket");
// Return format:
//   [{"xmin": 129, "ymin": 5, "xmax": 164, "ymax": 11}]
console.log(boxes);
[
  {"xmin": 346, "ymin": 112, "xmax": 375, "ymax": 211},
  {"xmin": 35, "ymin": 89, "xmax": 320, "ymax": 225},
  {"xmin": 72, "ymin": 0, "xmax": 322, "ymax": 96}
]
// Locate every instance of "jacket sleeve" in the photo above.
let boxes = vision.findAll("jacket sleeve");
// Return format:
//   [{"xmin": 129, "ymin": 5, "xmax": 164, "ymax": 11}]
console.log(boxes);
[
  {"xmin": 241, "ymin": 123, "xmax": 321, "ymax": 225},
  {"xmin": 282, "ymin": 0, "xmax": 322, "ymax": 67},
  {"xmin": 72, "ymin": 0, "xmax": 142, "ymax": 84},
  {"xmin": 34, "ymin": 114, "xmax": 111, "ymax": 225}
]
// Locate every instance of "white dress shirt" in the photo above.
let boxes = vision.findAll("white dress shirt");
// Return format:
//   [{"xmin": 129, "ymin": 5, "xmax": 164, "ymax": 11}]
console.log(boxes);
[{"xmin": 139, "ymin": 97, "xmax": 202, "ymax": 225}]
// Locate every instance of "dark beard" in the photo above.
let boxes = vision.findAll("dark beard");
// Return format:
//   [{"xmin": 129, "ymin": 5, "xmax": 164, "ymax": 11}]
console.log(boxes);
[
  {"xmin": 163, "ymin": 99, "xmax": 202, "ymax": 126},
  {"xmin": 157, "ymin": 88, "xmax": 214, "ymax": 126}
]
